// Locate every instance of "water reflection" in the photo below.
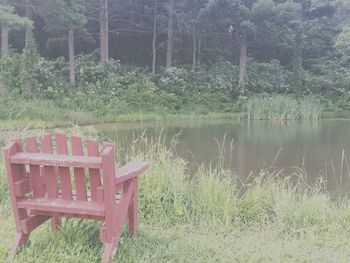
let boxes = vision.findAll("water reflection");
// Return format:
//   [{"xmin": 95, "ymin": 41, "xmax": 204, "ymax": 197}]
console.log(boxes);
[{"xmin": 95, "ymin": 119, "xmax": 350, "ymax": 194}]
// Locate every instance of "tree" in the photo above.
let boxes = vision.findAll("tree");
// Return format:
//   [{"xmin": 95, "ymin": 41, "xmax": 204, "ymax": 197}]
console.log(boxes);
[
  {"xmin": 100, "ymin": 0, "xmax": 108, "ymax": 64},
  {"xmin": 204, "ymin": 0, "xmax": 255, "ymax": 90},
  {"xmin": 181, "ymin": 0, "xmax": 208, "ymax": 71},
  {"xmin": 0, "ymin": 3, "xmax": 31, "ymax": 57},
  {"xmin": 25, "ymin": 0, "xmax": 32, "ymax": 45},
  {"xmin": 152, "ymin": 0, "xmax": 158, "ymax": 74},
  {"xmin": 166, "ymin": 0, "xmax": 175, "ymax": 67},
  {"xmin": 41, "ymin": 0, "xmax": 87, "ymax": 86}
]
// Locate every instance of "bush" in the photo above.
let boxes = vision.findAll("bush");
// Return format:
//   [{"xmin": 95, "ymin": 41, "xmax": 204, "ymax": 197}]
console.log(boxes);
[{"xmin": 246, "ymin": 59, "xmax": 292, "ymax": 94}]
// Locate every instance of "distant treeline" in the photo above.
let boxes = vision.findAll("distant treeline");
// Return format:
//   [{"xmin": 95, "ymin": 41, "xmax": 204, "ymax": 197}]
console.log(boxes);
[{"xmin": 0, "ymin": 0, "xmax": 349, "ymax": 100}]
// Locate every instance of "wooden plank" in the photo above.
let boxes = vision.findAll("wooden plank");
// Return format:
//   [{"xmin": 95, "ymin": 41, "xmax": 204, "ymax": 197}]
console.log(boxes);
[
  {"xmin": 25, "ymin": 137, "xmax": 45, "ymax": 197},
  {"xmin": 71, "ymin": 136, "xmax": 87, "ymax": 201},
  {"xmin": 40, "ymin": 134, "xmax": 52, "ymax": 195},
  {"xmin": 115, "ymin": 180, "xmax": 133, "ymax": 234},
  {"xmin": 3, "ymin": 140, "xmax": 29, "ymax": 232},
  {"xmin": 55, "ymin": 133, "xmax": 72, "ymax": 200},
  {"xmin": 101, "ymin": 146, "xmax": 117, "ymax": 242},
  {"xmin": 128, "ymin": 178, "xmax": 138, "ymax": 236},
  {"xmin": 96, "ymin": 186, "xmax": 104, "ymax": 203},
  {"xmin": 41, "ymin": 134, "xmax": 61, "ymax": 231},
  {"xmin": 21, "ymin": 215, "xmax": 50, "ymax": 234},
  {"xmin": 41, "ymin": 134, "xmax": 53, "ymax": 153},
  {"xmin": 99, "ymin": 223, "xmax": 107, "ymax": 243},
  {"xmin": 10, "ymin": 152, "xmax": 102, "ymax": 169},
  {"xmin": 32, "ymin": 210, "xmax": 105, "ymax": 221},
  {"xmin": 41, "ymin": 136, "xmax": 58, "ymax": 199},
  {"xmin": 44, "ymin": 165, "xmax": 58, "ymax": 198},
  {"xmin": 115, "ymin": 161, "xmax": 149, "ymax": 185},
  {"xmin": 13, "ymin": 178, "xmax": 31, "ymax": 196},
  {"xmin": 18, "ymin": 197, "xmax": 105, "ymax": 217},
  {"xmin": 87, "ymin": 139, "xmax": 101, "ymax": 201}
]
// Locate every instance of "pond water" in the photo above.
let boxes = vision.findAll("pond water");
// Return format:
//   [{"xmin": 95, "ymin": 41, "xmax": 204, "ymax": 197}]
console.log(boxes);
[{"xmin": 94, "ymin": 119, "xmax": 350, "ymax": 194}]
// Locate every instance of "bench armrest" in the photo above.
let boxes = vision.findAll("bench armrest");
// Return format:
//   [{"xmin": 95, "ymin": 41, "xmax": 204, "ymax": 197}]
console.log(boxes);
[{"xmin": 115, "ymin": 161, "xmax": 149, "ymax": 185}]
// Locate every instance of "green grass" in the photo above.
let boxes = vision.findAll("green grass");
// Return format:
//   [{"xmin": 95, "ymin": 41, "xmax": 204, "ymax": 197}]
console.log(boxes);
[
  {"xmin": 246, "ymin": 95, "xmax": 323, "ymax": 121},
  {"xmin": 0, "ymin": 96, "xmax": 237, "ymax": 128},
  {"xmin": 1, "ymin": 128, "xmax": 350, "ymax": 262}
]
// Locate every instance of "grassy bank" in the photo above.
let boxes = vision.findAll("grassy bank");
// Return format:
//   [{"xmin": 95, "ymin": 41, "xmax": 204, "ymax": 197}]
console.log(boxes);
[
  {"xmin": 0, "ymin": 96, "xmax": 240, "ymax": 129},
  {"xmin": 3, "ymin": 94, "xmax": 350, "ymax": 130},
  {"xmin": 1, "ymin": 128, "xmax": 350, "ymax": 262}
]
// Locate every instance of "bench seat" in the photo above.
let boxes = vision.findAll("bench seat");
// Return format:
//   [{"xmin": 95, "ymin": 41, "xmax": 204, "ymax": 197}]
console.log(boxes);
[{"xmin": 18, "ymin": 197, "xmax": 106, "ymax": 217}]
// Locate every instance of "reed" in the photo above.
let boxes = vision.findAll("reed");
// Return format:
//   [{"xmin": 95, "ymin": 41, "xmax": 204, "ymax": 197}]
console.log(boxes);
[{"xmin": 246, "ymin": 95, "xmax": 323, "ymax": 120}]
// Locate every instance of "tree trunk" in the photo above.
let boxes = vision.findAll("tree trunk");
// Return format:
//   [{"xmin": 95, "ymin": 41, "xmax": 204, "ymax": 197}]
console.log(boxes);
[
  {"xmin": 166, "ymin": 0, "xmax": 175, "ymax": 68},
  {"xmin": 25, "ymin": 0, "xmax": 33, "ymax": 45},
  {"xmin": 24, "ymin": 0, "xmax": 33, "ymax": 97},
  {"xmin": 238, "ymin": 33, "xmax": 247, "ymax": 91},
  {"xmin": 197, "ymin": 36, "xmax": 201, "ymax": 66},
  {"xmin": 68, "ymin": 28, "xmax": 75, "ymax": 86},
  {"xmin": 292, "ymin": 31, "xmax": 303, "ymax": 91},
  {"xmin": 152, "ymin": 0, "xmax": 158, "ymax": 75},
  {"xmin": 1, "ymin": 25, "xmax": 9, "ymax": 57},
  {"xmin": 100, "ymin": 0, "xmax": 108, "ymax": 64},
  {"xmin": 192, "ymin": 24, "xmax": 197, "ymax": 72},
  {"xmin": 0, "ymin": 79, "xmax": 5, "ymax": 96}
]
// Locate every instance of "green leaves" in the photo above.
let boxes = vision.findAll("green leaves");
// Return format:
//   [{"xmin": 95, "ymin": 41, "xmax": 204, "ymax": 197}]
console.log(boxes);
[
  {"xmin": 335, "ymin": 25, "xmax": 350, "ymax": 55},
  {"xmin": 42, "ymin": 0, "xmax": 87, "ymax": 33},
  {"xmin": 0, "ymin": 4, "xmax": 31, "ymax": 30}
]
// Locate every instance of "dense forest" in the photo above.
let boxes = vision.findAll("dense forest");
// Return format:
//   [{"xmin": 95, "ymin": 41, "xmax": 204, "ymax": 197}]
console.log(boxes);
[{"xmin": 0, "ymin": 0, "xmax": 350, "ymax": 121}]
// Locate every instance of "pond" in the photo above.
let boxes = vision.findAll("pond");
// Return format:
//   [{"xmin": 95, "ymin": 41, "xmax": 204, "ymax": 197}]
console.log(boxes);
[{"xmin": 94, "ymin": 119, "xmax": 350, "ymax": 194}]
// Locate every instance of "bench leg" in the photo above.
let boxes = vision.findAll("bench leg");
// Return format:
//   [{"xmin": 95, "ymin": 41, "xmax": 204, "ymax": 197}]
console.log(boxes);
[
  {"xmin": 128, "ymin": 179, "xmax": 138, "ymax": 236},
  {"xmin": 101, "ymin": 237, "xmax": 119, "ymax": 263},
  {"xmin": 9, "ymin": 232, "xmax": 29, "ymax": 258},
  {"xmin": 51, "ymin": 216, "xmax": 62, "ymax": 231}
]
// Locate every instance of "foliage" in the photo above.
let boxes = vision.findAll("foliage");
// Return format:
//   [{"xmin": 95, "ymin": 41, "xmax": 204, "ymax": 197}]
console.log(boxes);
[
  {"xmin": 2, "ymin": 47, "xmax": 350, "ymax": 120},
  {"xmin": 0, "ymin": 4, "xmax": 31, "ymax": 29},
  {"xmin": 335, "ymin": 25, "xmax": 350, "ymax": 55},
  {"xmin": 246, "ymin": 59, "xmax": 292, "ymax": 94}
]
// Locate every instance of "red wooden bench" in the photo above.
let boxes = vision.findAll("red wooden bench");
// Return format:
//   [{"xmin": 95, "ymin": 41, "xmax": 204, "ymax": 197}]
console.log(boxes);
[{"xmin": 3, "ymin": 133, "xmax": 149, "ymax": 263}]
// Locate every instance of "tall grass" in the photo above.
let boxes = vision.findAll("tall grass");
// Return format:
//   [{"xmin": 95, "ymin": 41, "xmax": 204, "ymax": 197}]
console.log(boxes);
[
  {"xmin": 246, "ymin": 95, "xmax": 323, "ymax": 120},
  {"xmin": 1, "ymin": 128, "xmax": 350, "ymax": 262}
]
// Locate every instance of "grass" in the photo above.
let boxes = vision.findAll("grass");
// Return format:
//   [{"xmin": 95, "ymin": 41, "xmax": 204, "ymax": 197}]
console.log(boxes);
[
  {"xmin": 0, "ymin": 96, "xmax": 237, "ymax": 129},
  {"xmin": 246, "ymin": 95, "xmax": 323, "ymax": 121},
  {"xmin": 1, "ymin": 128, "xmax": 350, "ymax": 262},
  {"xmin": 3, "ymin": 94, "xmax": 350, "ymax": 130}
]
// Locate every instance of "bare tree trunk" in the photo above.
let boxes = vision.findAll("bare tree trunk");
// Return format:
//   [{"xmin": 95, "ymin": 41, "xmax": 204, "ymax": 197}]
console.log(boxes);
[
  {"xmin": 25, "ymin": 0, "xmax": 33, "ymax": 44},
  {"xmin": 100, "ymin": 0, "xmax": 108, "ymax": 64},
  {"xmin": 166, "ymin": 0, "xmax": 175, "ymax": 68},
  {"xmin": 192, "ymin": 24, "xmax": 197, "ymax": 72},
  {"xmin": 197, "ymin": 35, "xmax": 201, "ymax": 66},
  {"xmin": 1, "ymin": 25, "xmax": 9, "ymax": 57},
  {"xmin": 238, "ymin": 33, "xmax": 247, "ymax": 91},
  {"xmin": 24, "ymin": 0, "xmax": 33, "ymax": 97},
  {"xmin": 0, "ymin": 79, "xmax": 5, "ymax": 96},
  {"xmin": 152, "ymin": 0, "xmax": 158, "ymax": 75},
  {"xmin": 68, "ymin": 28, "xmax": 75, "ymax": 86}
]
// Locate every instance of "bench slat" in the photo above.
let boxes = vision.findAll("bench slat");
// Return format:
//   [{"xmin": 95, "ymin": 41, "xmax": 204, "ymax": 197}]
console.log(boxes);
[
  {"xmin": 25, "ymin": 137, "xmax": 45, "ymax": 197},
  {"xmin": 18, "ymin": 197, "xmax": 105, "ymax": 217},
  {"xmin": 56, "ymin": 134, "xmax": 73, "ymax": 200},
  {"xmin": 71, "ymin": 136, "xmax": 87, "ymax": 201},
  {"xmin": 10, "ymin": 152, "xmax": 102, "ymax": 169},
  {"xmin": 87, "ymin": 139, "xmax": 101, "ymax": 202}
]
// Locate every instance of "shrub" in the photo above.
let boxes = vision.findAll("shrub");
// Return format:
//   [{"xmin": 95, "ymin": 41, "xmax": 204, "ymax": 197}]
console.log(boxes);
[{"xmin": 246, "ymin": 59, "xmax": 292, "ymax": 94}]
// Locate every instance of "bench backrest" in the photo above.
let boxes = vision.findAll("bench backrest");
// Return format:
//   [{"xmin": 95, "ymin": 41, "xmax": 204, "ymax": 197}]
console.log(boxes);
[{"xmin": 3, "ymin": 133, "xmax": 116, "ymax": 204}]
